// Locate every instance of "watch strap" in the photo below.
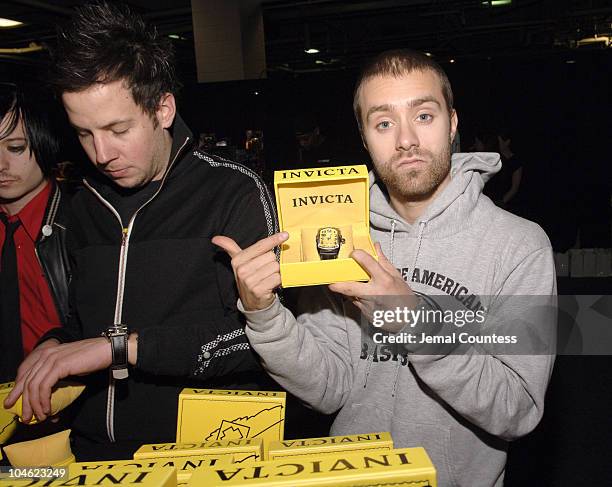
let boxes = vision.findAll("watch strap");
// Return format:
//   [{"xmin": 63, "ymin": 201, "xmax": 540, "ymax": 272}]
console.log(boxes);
[
  {"xmin": 109, "ymin": 332, "xmax": 129, "ymax": 380},
  {"xmin": 319, "ymin": 252, "xmax": 338, "ymax": 260}
]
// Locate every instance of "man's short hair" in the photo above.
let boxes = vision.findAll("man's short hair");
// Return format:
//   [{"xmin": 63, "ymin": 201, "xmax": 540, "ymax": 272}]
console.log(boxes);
[
  {"xmin": 50, "ymin": 1, "xmax": 181, "ymax": 118},
  {"xmin": 353, "ymin": 49, "xmax": 454, "ymax": 132},
  {"xmin": 0, "ymin": 83, "xmax": 59, "ymax": 177}
]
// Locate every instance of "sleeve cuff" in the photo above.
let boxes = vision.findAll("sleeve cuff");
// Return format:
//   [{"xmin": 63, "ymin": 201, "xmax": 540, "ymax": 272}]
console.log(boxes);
[{"xmin": 238, "ymin": 296, "xmax": 283, "ymax": 332}]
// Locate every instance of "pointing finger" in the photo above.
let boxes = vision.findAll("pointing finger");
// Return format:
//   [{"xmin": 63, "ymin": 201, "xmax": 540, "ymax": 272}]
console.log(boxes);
[{"xmin": 211, "ymin": 236, "xmax": 243, "ymax": 258}]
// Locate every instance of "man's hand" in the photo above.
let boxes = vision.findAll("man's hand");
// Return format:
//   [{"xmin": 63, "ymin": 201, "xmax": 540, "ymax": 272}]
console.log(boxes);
[
  {"xmin": 3, "ymin": 338, "xmax": 112, "ymax": 422},
  {"xmin": 212, "ymin": 232, "xmax": 288, "ymax": 311},
  {"xmin": 329, "ymin": 243, "xmax": 418, "ymax": 332}
]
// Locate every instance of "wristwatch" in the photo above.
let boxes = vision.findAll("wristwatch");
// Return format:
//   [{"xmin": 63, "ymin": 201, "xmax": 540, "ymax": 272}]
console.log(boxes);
[
  {"xmin": 101, "ymin": 324, "xmax": 130, "ymax": 380},
  {"xmin": 316, "ymin": 227, "xmax": 345, "ymax": 260}
]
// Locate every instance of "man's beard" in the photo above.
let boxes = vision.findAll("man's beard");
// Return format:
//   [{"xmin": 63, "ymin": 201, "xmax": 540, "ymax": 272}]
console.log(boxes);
[{"xmin": 375, "ymin": 137, "xmax": 452, "ymax": 202}]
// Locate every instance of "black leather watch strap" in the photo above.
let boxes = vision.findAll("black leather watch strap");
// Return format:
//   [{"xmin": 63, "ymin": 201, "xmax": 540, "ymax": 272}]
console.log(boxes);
[{"xmin": 109, "ymin": 333, "xmax": 129, "ymax": 380}]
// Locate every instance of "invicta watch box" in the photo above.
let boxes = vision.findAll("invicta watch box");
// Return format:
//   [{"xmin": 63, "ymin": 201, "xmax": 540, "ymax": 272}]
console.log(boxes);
[
  {"xmin": 273, "ymin": 164, "xmax": 377, "ymax": 287},
  {"xmin": 267, "ymin": 432, "xmax": 393, "ymax": 460},
  {"xmin": 0, "ymin": 468, "xmax": 178, "ymax": 487},
  {"xmin": 187, "ymin": 447, "xmax": 436, "ymax": 487},
  {"xmin": 69, "ymin": 456, "xmax": 231, "ymax": 483},
  {"xmin": 134, "ymin": 438, "xmax": 263, "ymax": 465},
  {"xmin": 176, "ymin": 389, "xmax": 285, "ymax": 455}
]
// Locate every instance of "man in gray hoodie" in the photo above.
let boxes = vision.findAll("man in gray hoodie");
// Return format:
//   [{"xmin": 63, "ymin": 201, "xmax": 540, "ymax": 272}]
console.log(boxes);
[{"xmin": 214, "ymin": 49, "xmax": 556, "ymax": 486}]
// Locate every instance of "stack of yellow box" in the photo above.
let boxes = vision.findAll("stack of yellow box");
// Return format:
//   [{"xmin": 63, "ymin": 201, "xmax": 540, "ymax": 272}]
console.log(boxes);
[{"xmin": 1, "ymin": 388, "xmax": 437, "ymax": 487}]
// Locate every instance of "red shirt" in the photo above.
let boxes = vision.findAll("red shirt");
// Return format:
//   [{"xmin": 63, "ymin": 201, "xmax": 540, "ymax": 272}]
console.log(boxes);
[{"xmin": 0, "ymin": 181, "xmax": 61, "ymax": 355}]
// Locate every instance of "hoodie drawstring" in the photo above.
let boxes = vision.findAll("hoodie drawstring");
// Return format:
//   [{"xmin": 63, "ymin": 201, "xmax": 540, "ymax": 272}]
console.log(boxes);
[
  {"xmin": 389, "ymin": 219, "xmax": 396, "ymax": 265},
  {"xmin": 363, "ymin": 353, "xmax": 373, "ymax": 389},
  {"xmin": 412, "ymin": 221, "xmax": 426, "ymax": 273},
  {"xmin": 391, "ymin": 362, "xmax": 402, "ymax": 397}
]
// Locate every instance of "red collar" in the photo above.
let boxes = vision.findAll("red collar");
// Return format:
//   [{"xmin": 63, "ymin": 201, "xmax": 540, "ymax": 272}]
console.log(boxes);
[{"xmin": 2, "ymin": 180, "xmax": 52, "ymax": 241}]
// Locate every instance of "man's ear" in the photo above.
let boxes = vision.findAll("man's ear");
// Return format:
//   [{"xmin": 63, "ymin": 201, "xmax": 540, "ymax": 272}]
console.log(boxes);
[
  {"xmin": 156, "ymin": 93, "xmax": 176, "ymax": 129},
  {"xmin": 450, "ymin": 109, "xmax": 458, "ymax": 142}
]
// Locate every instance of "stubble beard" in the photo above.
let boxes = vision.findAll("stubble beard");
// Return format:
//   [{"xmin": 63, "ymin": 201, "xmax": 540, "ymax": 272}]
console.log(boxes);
[{"xmin": 376, "ymin": 136, "xmax": 452, "ymax": 202}]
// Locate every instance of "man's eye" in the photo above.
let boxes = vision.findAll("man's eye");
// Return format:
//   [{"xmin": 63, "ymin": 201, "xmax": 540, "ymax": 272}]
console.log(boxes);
[
  {"xmin": 417, "ymin": 114, "xmax": 433, "ymax": 122},
  {"xmin": 77, "ymin": 131, "xmax": 90, "ymax": 139},
  {"xmin": 376, "ymin": 121, "xmax": 392, "ymax": 130},
  {"xmin": 8, "ymin": 145, "xmax": 26, "ymax": 154},
  {"xmin": 112, "ymin": 129, "xmax": 128, "ymax": 136}
]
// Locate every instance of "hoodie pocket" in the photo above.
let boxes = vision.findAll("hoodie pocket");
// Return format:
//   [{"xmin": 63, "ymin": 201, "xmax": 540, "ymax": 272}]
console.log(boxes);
[{"xmin": 340, "ymin": 403, "xmax": 457, "ymax": 487}]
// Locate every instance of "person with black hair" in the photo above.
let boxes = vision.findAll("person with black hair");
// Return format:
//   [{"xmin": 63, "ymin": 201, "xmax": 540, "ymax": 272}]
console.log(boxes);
[
  {"xmin": 0, "ymin": 82, "xmax": 71, "ymax": 383},
  {"xmin": 3, "ymin": 1, "xmax": 277, "ymax": 460}
]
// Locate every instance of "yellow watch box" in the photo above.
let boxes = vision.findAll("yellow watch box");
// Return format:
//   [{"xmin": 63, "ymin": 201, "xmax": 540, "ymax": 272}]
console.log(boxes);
[
  {"xmin": 176, "ymin": 389, "xmax": 285, "ymax": 451},
  {"xmin": 0, "ymin": 382, "xmax": 18, "ymax": 445},
  {"xmin": 0, "ymin": 468, "xmax": 177, "ymax": 487},
  {"xmin": 187, "ymin": 447, "xmax": 436, "ymax": 487},
  {"xmin": 134, "ymin": 437, "xmax": 263, "ymax": 464},
  {"xmin": 70, "ymin": 455, "xmax": 231, "ymax": 483},
  {"xmin": 273, "ymin": 165, "xmax": 376, "ymax": 287},
  {"xmin": 267, "ymin": 432, "xmax": 393, "ymax": 460}
]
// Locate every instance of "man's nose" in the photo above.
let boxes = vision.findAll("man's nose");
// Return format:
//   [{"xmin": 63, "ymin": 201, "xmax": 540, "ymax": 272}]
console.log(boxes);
[
  {"xmin": 93, "ymin": 134, "xmax": 116, "ymax": 165},
  {"xmin": 396, "ymin": 121, "xmax": 419, "ymax": 152}
]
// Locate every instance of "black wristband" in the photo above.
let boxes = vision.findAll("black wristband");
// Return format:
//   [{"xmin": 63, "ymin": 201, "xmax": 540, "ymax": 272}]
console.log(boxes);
[{"xmin": 109, "ymin": 333, "xmax": 129, "ymax": 380}]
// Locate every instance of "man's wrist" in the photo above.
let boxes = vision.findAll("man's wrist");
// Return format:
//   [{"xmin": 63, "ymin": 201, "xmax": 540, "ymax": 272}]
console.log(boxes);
[
  {"xmin": 101, "ymin": 325, "xmax": 130, "ymax": 379},
  {"xmin": 128, "ymin": 332, "xmax": 138, "ymax": 366}
]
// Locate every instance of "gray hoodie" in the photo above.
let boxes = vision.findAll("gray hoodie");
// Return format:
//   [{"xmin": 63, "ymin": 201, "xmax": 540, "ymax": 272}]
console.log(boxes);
[{"xmin": 243, "ymin": 153, "xmax": 556, "ymax": 487}]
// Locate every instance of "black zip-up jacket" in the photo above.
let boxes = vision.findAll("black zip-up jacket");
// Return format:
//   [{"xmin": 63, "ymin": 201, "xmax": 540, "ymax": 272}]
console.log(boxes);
[
  {"xmin": 1, "ymin": 182, "xmax": 72, "ymax": 382},
  {"xmin": 43, "ymin": 116, "xmax": 278, "ymax": 456}
]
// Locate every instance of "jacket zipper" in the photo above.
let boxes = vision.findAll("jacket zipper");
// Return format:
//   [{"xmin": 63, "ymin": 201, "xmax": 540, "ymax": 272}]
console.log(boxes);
[{"xmin": 82, "ymin": 136, "xmax": 191, "ymax": 442}]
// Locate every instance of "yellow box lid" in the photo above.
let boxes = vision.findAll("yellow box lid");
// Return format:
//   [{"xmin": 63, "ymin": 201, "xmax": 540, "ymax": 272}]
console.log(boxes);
[
  {"xmin": 0, "ymin": 468, "xmax": 177, "ymax": 487},
  {"xmin": 274, "ymin": 165, "xmax": 369, "ymax": 230},
  {"xmin": 188, "ymin": 447, "xmax": 436, "ymax": 487},
  {"xmin": 176, "ymin": 389, "xmax": 285, "ymax": 445},
  {"xmin": 134, "ymin": 438, "xmax": 263, "ymax": 460},
  {"xmin": 268, "ymin": 432, "xmax": 393, "ymax": 458},
  {"xmin": 71, "ymin": 455, "xmax": 230, "ymax": 482}
]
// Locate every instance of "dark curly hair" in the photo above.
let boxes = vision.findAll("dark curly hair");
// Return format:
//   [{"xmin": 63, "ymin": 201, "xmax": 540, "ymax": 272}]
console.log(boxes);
[{"xmin": 50, "ymin": 1, "xmax": 181, "ymax": 118}]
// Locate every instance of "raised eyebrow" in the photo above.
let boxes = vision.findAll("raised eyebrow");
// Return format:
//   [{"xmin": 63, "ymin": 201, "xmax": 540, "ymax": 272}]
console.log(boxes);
[
  {"xmin": 409, "ymin": 96, "xmax": 442, "ymax": 109},
  {"xmin": 366, "ymin": 104, "xmax": 394, "ymax": 120}
]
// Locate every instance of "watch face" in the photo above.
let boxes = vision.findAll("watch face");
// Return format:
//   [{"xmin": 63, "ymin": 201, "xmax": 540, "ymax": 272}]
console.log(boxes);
[{"xmin": 317, "ymin": 227, "xmax": 341, "ymax": 250}]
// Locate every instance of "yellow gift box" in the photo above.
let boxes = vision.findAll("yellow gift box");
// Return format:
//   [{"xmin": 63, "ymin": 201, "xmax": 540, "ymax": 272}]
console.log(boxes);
[
  {"xmin": 134, "ymin": 437, "xmax": 263, "ymax": 464},
  {"xmin": 0, "ymin": 382, "xmax": 18, "ymax": 445},
  {"xmin": 273, "ymin": 165, "xmax": 376, "ymax": 287},
  {"xmin": 267, "ymin": 432, "xmax": 393, "ymax": 460},
  {"xmin": 0, "ymin": 468, "xmax": 177, "ymax": 487},
  {"xmin": 70, "ymin": 455, "xmax": 231, "ymax": 483},
  {"xmin": 187, "ymin": 447, "xmax": 436, "ymax": 486},
  {"xmin": 176, "ymin": 389, "xmax": 285, "ymax": 452}
]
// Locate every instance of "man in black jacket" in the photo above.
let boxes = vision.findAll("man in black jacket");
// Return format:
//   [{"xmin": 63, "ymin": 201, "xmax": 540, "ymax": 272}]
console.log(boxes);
[
  {"xmin": 4, "ymin": 2, "xmax": 277, "ymax": 460},
  {"xmin": 0, "ymin": 82, "xmax": 71, "ymax": 383}
]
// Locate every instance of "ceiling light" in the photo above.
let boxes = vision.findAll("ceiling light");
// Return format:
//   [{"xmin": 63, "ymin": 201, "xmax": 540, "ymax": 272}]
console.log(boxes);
[
  {"xmin": 566, "ymin": 60, "xmax": 576, "ymax": 64},
  {"xmin": 577, "ymin": 35, "xmax": 611, "ymax": 47},
  {"xmin": 481, "ymin": 0, "xmax": 512, "ymax": 6},
  {"xmin": 424, "ymin": 52, "xmax": 432, "ymax": 57},
  {"xmin": 315, "ymin": 60, "xmax": 324, "ymax": 65},
  {"xmin": 305, "ymin": 48, "xmax": 320, "ymax": 54},
  {"xmin": 0, "ymin": 18, "xmax": 23, "ymax": 28},
  {"xmin": 449, "ymin": 59, "xmax": 455, "ymax": 63}
]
